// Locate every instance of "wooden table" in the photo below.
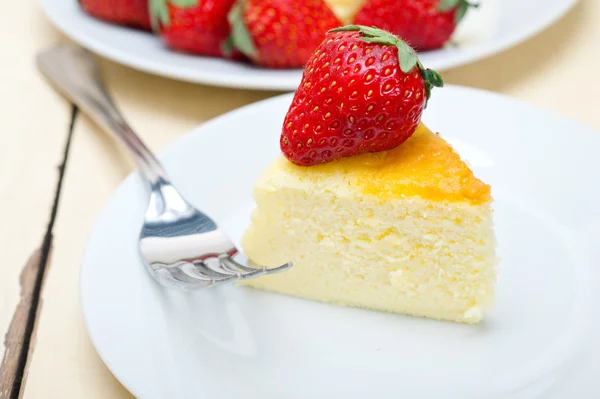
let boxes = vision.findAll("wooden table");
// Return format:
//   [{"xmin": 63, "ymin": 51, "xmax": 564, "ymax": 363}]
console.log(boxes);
[{"xmin": 1, "ymin": 1, "xmax": 599, "ymax": 397}]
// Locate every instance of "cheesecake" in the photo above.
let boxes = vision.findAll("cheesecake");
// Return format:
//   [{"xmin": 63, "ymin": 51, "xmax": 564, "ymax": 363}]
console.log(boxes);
[{"xmin": 241, "ymin": 123, "xmax": 496, "ymax": 323}]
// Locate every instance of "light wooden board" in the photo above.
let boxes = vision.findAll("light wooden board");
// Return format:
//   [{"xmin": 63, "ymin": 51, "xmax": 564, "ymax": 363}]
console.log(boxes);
[
  {"xmin": 0, "ymin": 2, "xmax": 72, "ymax": 396},
  {"xmin": 20, "ymin": 0, "xmax": 600, "ymax": 397}
]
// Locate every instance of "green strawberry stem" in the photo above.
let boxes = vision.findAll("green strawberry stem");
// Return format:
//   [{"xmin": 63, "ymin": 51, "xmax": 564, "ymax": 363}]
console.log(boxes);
[
  {"xmin": 438, "ymin": 0, "xmax": 479, "ymax": 23},
  {"xmin": 149, "ymin": 0, "xmax": 199, "ymax": 31},
  {"xmin": 227, "ymin": 0, "xmax": 258, "ymax": 59},
  {"xmin": 330, "ymin": 25, "xmax": 443, "ymax": 104}
]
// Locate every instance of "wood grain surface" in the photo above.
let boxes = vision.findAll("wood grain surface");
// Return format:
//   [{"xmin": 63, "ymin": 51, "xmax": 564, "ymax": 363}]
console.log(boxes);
[
  {"xmin": 0, "ymin": 1, "xmax": 73, "ymax": 397},
  {"xmin": 1, "ymin": 250, "xmax": 43, "ymax": 399}
]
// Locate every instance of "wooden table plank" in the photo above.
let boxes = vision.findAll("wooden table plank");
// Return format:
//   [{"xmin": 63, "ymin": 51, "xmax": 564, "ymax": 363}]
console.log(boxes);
[
  {"xmin": 22, "ymin": 0, "xmax": 600, "ymax": 397},
  {"xmin": 0, "ymin": 2, "xmax": 73, "ymax": 397}
]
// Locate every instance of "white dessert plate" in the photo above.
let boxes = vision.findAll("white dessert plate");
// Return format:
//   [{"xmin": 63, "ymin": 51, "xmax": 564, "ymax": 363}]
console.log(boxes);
[
  {"xmin": 81, "ymin": 86, "xmax": 600, "ymax": 398},
  {"xmin": 41, "ymin": 0, "xmax": 579, "ymax": 91}
]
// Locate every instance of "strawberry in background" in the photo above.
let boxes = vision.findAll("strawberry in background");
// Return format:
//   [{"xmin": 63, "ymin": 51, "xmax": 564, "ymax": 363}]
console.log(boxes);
[
  {"xmin": 80, "ymin": 0, "xmax": 152, "ymax": 30},
  {"xmin": 354, "ymin": 0, "xmax": 478, "ymax": 51},
  {"xmin": 228, "ymin": 0, "xmax": 341, "ymax": 68},
  {"xmin": 150, "ymin": 0, "xmax": 240, "ymax": 59}
]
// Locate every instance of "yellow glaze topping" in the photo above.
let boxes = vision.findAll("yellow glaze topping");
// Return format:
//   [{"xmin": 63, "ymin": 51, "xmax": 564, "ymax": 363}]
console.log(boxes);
[{"xmin": 283, "ymin": 123, "xmax": 491, "ymax": 205}]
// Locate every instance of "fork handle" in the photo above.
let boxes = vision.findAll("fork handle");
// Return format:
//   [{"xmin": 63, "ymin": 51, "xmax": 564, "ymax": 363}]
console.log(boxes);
[{"xmin": 37, "ymin": 45, "xmax": 168, "ymax": 186}]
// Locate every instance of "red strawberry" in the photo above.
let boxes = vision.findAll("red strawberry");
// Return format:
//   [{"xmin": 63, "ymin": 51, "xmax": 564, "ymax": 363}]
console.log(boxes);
[
  {"xmin": 150, "ymin": 0, "xmax": 240, "ymax": 58},
  {"xmin": 280, "ymin": 25, "xmax": 443, "ymax": 166},
  {"xmin": 80, "ymin": 0, "xmax": 151, "ymax": 30},
  {"xmin": 228, "ymin": 0, "xmax": 341, "ymax": 68},
  {"xmin": 354, "ymin": 0, "xmax": 478, "ymax": 51}
]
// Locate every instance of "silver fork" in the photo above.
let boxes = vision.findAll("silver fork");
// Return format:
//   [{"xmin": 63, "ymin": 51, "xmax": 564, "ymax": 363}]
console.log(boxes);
[{"xmin": 37, "ymin": 45, "xmax": 292, "ymax": 289}]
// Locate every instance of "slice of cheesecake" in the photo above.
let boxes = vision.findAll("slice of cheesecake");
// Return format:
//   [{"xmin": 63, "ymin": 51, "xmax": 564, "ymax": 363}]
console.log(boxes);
[{"xmin": 242, "ymin": 123, "xmax": 496, "ymax": 323}]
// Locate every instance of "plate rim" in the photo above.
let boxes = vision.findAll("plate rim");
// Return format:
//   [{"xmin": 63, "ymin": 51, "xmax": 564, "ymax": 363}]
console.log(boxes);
[
  {"xmin": 40, "ymin": 0, "xmax": 580, "ymax": 91},
  {"xmin": 80, "ymin": 85, "xmax": 600, "ymax": 398}
]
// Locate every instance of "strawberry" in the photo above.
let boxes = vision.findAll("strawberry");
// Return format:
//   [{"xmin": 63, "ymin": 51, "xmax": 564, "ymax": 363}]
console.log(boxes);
[
  {"xmin": 80, "ymin": 0, "xmax": 152, "ymax": 30},
  {"xmin": 228, "ymin": 0, "xmax": 341, "ymax": 68},
  {"xmin": 280, "ymin": 25, "xmax": 443, "ymax": 166},
  {"xmin": 150, "ymin": 0, "xmax": 240, "ymax": 58},
  {"xmin": 354, "ymin": 0, "xmax": 478, "ymax": 51}
]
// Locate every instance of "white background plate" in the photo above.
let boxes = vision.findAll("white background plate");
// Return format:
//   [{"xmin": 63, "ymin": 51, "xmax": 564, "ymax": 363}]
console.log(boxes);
[
  {"xmin": 40, "ymin": 0, "xmax": 579, "ymax": 90},
  {"xmin": 81, "ymin": 86, "xmax": 600, "ymax": 398}
]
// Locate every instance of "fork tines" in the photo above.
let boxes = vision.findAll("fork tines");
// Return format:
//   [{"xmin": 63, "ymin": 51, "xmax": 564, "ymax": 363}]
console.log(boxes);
[{"xmin": 150, "ymin": 255, "xmax": 292, "ymax": 289}]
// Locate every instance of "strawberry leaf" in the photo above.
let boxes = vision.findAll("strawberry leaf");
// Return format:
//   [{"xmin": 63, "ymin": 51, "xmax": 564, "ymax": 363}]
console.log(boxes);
[
  {"xmin": 419, "ymin": 66, "xmax": 444, "ymax": 108},
  {"xmin": 169, "ymin": 0, "xmax": 198, "ymax": 6},
  {"xmin": 455, "ymin": 1, "xmax": 479, "ymax": 23},
  {"xmin": 330, "ymin": 24, "xmax": 364, "ymax": 32},
  {"xmin": 438, "ymin": 0, "xmax": 460, "ymax": 11},
  {"xmin": 361, "ymin": 36, "xmax": 397, "ymax": 46},
  {"xmin": 149, "ymin": 0, "xmax": 170, "ymax": 30},
  {"xmin": 422, "ymin": 69, "xmax": 444, "ymax": 88},
  {"xmin": 222, "ymin": 36, "xmax": 234, "ymax": 56},
  {"xmin": 438, "ymin": 0, "xmax": 479, "ymax": 23},
  {"xmin": 149, "ymin": 0, "xmax": 199, "ymax": 30},
  {"xmin": 228, "ymin": 1, "xmax": 258, "ymax": 59},
  {"xmin": 455, "ymin": 3, "xmax": 469, "ymax": 23},
  {"xmin": 395, "ymin": 41, "xmax": 419, "ymax": 74}
]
